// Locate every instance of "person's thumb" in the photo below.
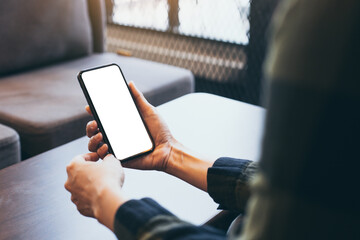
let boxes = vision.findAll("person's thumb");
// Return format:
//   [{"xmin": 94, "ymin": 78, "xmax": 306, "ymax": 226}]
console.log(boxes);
[{"xmin": 128, "ymin": 81, "xmax": 154, "ymax": 115}]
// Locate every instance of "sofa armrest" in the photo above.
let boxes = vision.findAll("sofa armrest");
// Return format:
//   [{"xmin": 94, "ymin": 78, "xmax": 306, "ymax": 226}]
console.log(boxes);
[{"xmin": 0, "ymin": 124, "xmax": 21, "ymax": 169}]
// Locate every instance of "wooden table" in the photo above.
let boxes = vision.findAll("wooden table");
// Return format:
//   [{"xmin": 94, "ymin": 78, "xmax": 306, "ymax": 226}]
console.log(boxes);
[{"xmin": 0, "ymin": 93, "xmax": 265, "ymax": 240}]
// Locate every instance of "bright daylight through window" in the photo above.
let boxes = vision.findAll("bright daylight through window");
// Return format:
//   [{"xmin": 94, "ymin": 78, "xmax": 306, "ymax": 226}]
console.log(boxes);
[{"xmin": 112, "ymin": 0, "xmax": 250, "ymax": 45}]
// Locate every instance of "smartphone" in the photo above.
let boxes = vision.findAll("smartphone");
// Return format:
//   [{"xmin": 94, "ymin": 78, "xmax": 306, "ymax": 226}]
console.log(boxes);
[{"xmin": 77, "ymin": 63, "xmax": 154, "ymax": 161}]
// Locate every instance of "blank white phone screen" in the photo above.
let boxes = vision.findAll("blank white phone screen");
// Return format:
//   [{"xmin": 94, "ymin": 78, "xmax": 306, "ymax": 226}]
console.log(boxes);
[{"xmin": 81, "ymin": 65, "xmax": 153, "ymax": 160}]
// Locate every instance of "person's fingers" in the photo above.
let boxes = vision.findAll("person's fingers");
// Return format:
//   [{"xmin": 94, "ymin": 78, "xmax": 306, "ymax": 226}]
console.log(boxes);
[
  {"xmin": 122, "ymin": 155, "xmax": 145, "ymax": 169},
  {"xmin": 128, "ymin": 82, "xmax": 154, "ymax": 116},
  {"xmin": 71, "ymin": 195, "xmax": 78, "ymax": 204},
  {"xmin": 85, "ymin": 105, "xmax": 93, "ymax": 116},
  {"xmin": 103, "ymin": 154, "xmax": 122, "ymax": 166},
  {"xmin": 88, "ymin": 133, "xmax": 103, "ymax": 152},
  {"xmin": 103, "ymin": 154, "xmax": 117, "ymax": 162},
  {"xmin": 64, "ymin": 180, "xmax": 71, "ymax": 192},
  {"xmin": 97, "ymin": 144, "xmax": 109, "ymax": 159},
  {"xmin": 83, "ymin": 152, "xmax": 100, "ymax": 162},
  {"xmin": 86, "ymin": 120, "xmax": 98, "ymax": 138},
  {"xmin": 66, "ymin": 155, "xmax": 83, "ymax": 175},
  {"xmin": 103, "ymin": 155, "xmax": 124, "ymax": 186},
  {"xmin": 77, "ymin": 206, "xmax": 94, "ymax": 218}
]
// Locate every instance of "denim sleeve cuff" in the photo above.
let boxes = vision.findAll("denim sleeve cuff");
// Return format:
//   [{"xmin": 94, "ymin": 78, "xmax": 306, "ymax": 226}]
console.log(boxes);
[
  {"xmin": 207, "ymin": 157, "xmax": 255, "ymax": 212},
  {"xmin": 113, "ymin": 198, "xmax": 174, "ymax": 240}
]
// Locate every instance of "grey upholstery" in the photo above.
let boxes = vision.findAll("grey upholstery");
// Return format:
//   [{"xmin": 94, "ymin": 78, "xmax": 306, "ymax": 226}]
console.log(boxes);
[
  {"xmin": 0, "ymin": 0, "xmax": 92, "ymax": 76},
  {"xmin": 0, "ymin": 53, "xmax": 194, "ymax": 158},
  {"xmin": 0, "ymin": 124, "xmax": 21, "ymax": 169},
  {"xmin": 0, "ymin": 0, "xmax": 194, "ymax": 159}
]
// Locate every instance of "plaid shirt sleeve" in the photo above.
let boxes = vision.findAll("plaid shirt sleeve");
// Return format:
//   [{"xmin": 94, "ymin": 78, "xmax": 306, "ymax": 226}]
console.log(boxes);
[
  {"xmin": 113, "ymin": 158, "xmax": 257, "ymax": 240},
  {"xmin": 207, "ymin": 157, "xmax": 258, "ymax": 212},
  {"xmin": 113, "ymin": 198, "xmax": 226, "ymax": 240}
]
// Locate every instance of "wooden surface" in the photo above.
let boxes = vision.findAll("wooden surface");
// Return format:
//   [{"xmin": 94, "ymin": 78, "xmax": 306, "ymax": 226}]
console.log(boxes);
[{"xmin": 0, "ymin": 93, "xmax": 265, "ymax": 240}]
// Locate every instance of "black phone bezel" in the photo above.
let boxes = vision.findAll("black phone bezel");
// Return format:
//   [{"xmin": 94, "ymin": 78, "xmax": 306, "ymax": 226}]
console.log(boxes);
[{"xmin": 77, "ymin": 63, "xmax": 155, "ymax": 162}]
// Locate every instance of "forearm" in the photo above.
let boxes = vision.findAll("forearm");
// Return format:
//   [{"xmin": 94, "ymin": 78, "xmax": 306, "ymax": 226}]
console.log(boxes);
[
  {"xmin": 164, "ymin": 143, "xmax": 258, "ymax": 212},
  {"xmin": 94, "ymin": 186, "xmax": 129, "ymax": 231},
  {"xmin": 165, "ymin": 142, "xmax": 216, "ymax": 192}
]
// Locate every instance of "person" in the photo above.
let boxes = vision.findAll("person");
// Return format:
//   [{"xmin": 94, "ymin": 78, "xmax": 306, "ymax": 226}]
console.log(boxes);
[{"xmin": 65, "ymin": 0, "xmax": 360, "ymax": 239}]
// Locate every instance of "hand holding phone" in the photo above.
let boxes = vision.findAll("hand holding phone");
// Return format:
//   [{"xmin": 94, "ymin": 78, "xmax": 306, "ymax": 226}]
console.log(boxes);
[
  {"xmin": 78, "ymin": 64, "xmax": 154, "ymax": 161},
  {"xmin": 85, "ymin": 81, "xmax": 178, "ymax": 172}
]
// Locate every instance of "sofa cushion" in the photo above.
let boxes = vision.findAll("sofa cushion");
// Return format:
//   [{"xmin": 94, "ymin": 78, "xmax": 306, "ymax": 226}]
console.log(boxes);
[
  {"xmin": 0, "ymin": 53, "xmax": 194, "ymax": 159},
  {"xmin": 0, "ymin": 124, "xmax": 21, "ymax": 169},
  {"xmin": 0, "ymin": 0, "xmax": 92, "ymax": 76}
]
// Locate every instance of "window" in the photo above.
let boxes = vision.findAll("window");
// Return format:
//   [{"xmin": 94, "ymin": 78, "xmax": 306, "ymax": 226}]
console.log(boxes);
[
  {"xmin": 112, "ymin": 0, "xmax": 250, "ymax": 45},
  {"xmin": 107, "ymin": 0, "xmax": 274, "ymax": 105}
]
